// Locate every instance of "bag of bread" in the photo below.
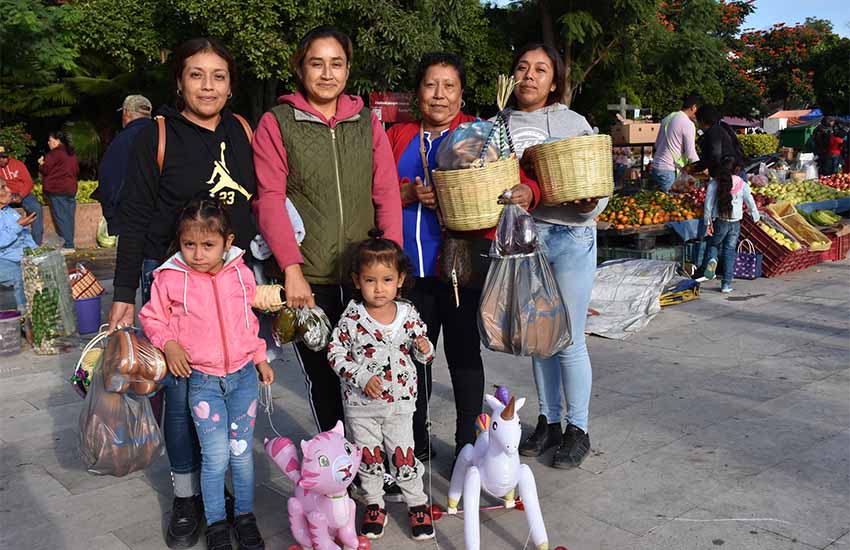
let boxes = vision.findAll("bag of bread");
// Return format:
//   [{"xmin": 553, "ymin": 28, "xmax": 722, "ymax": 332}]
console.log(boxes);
[
  {"xmin": 101, "ymin": 328, "xmax": 167, "ymax": 395},
  {"xmin": 79, "ymin": 368, "xmax": 163, "ymax": 477}
]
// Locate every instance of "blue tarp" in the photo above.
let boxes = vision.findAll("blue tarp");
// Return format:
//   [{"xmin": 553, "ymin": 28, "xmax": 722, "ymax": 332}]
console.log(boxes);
[
  {"xmin": 666, "ymin": 219, "xmax": 707, "ymax": 241},
  {"xmin": 795, "ymin": 198, "xmax": 850, "ymax": 214}
]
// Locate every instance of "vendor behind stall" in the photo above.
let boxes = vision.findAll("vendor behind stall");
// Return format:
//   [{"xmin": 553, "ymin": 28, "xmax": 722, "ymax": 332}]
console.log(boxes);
[
  {"xmin": 651, "ymin": 93, "xmax": 702, "ymax": 192},
  {"xmin": 688, "ymin": 105, "xmax": 745, "ymax": 178}
]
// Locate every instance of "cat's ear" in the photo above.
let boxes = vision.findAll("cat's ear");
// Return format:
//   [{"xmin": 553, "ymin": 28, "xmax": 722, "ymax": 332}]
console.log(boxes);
[
  {"xmin": 515, "ymin": 397, "xmax": 526, "ymax": 412},
  {"xmin": 331, "ymin": 420, "xmax": 345, "ymax": 436},
  {"xmin": 300, "ymin": 439, "xmax": 310, "ymax": 457},
  {"xmin": 484, "ymin": 394, "xmax": 503, "ymax": 414}
]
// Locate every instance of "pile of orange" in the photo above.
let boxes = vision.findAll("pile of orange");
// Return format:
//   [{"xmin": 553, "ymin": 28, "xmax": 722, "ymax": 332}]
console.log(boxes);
[{"xmin": 597, "ymin": 191, "xmax": 702, "ymax": 230}]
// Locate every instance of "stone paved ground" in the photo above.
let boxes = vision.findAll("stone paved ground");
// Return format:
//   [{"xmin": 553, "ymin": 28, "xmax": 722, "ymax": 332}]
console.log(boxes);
[{"xmin": 1, "ymin": 261, "xmax": 848, "ymax": 550}]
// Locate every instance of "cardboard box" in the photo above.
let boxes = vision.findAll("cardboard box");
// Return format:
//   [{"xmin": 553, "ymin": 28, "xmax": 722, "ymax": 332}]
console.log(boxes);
[{"xmin": 611, "ymin": 122, "xmax": 660, "ymax": 145}]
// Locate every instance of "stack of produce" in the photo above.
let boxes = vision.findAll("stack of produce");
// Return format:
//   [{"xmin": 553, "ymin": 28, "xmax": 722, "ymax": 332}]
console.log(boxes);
[
  {"xmin": 756, "ymin": 180, "xmax": 850, "ymax": 205},
  {"xmin": 819, "ymin": 173, "xmax": 850, "ymax": 191},
  {"xmin": 757, "ymin": 220, "xmax": 802, "ymax": 250},
  {"xmin": 21, "ymin": 246, "xmax": 76, "ymax": 354},
  {"xmin": 797, "ymin": 209, "xmax": 843, "ymax": 227},
  {"xmin": 598, "ymin": 191, "xmax": 701, "ymax": 229}
]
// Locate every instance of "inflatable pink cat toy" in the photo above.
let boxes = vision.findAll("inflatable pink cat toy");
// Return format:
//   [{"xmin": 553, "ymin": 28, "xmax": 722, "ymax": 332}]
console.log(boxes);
[{"xmin": 265, "ymin": 421, "xmax": 368, "ymax": 550}]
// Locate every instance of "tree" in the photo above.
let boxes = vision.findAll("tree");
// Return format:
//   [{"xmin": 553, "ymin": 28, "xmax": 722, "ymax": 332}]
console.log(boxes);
[{"xmin": 810, "ymin": 37, "xmax": 850, "ymax": 116}]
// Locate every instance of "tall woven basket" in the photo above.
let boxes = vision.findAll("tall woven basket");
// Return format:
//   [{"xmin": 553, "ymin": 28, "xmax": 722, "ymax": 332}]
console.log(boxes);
[
  {"xmin": 433, "ymin": 157, "xmax": 520, "ymax": 231},
  {"xmin": 527, "ymin": 134, "xmax": 614, "ymax": 205}
]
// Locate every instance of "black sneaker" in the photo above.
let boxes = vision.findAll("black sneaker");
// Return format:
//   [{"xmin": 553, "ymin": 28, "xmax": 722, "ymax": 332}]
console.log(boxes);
[
  {"xmin": 165, "ymin": 496, "xmax": 202, "ymax": 549},
  {"xmin": 552, "ymin": 424, "xmax": 591, "ymax": 469},
  {"xmin": 205, "ymin": 520, "xmax": 232, "ymax": 550},
  {"xmin": 361, "ymin": 504, "xmax": 387, "ymax": 539},
  {"xmin": 383, "ymin": 473, "xmax": 404, "ymax": 503},
  {"xmin": 234, "ymin": 512, "xmax": 265, "ymax": 550},
  {"xmin": 408, "ymin": 504, "xmax": 435, "ymax": 540},
  {"xmin": 519, "ymin": 415, "xmax": 563, "ymax": 457}
]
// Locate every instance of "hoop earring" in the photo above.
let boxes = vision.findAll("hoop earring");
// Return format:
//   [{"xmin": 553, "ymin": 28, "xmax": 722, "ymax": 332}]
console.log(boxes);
[
  {"xmin": 177, "ymin": 89, "xmax": 182, "ymax": 97},
  {"xmin": 227, "ymin": 92, "xmax": 233, "ymax": 100},
  {"xmin": 460, "ymin": 99, "xmax": 467, "ymax": 109}
]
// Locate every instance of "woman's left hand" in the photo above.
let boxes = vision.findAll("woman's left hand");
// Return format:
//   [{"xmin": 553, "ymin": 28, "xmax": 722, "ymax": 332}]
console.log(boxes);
[{"xmin": 504, "ymin": 184, "xmax": 533, "ymax": 210}]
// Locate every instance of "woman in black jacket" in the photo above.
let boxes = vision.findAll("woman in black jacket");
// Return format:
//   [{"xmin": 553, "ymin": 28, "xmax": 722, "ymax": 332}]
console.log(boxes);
[
  {"xmin": 690, "ymin": 104, "xmax": 745, "ymax": 177},
  {"xmin": 107, "ymin": 38, "xmax": 260, "ymax": 550}
]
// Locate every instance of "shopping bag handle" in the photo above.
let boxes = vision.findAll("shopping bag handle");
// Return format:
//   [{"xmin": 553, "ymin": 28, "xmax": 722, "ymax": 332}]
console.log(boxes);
[{"xmin": 737, "ymin": 238, "xmax": 755, "ymax": 254}]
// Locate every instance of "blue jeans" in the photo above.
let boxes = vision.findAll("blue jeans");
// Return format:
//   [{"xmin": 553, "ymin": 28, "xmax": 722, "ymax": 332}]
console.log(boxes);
[
  {"xmin": 531, "ymin": 222, "xmax": 596, "ymax": 432},
  {"xmin": 0, "ymin": 258, "xmax": 26, "ymax": 310},
  {"xmin": 46, "ymin": 193, "xmax": 76, "ymax": 248},
  {"xmin": 189, "ymin": 366, "xmax": 259, "ymax": 524},
  {"xmin": 650, "ymin": 167, "xmax": 677, "ymax": 192},
  {"xmin": 13, "ymin": 194, "xmax": 44, "ymax": 245},
  {"xmin": 142, "ymin": 258, "xmax": 202, "ymax": 476},
  {"xmin": 701, "ymin": 219, "xmax": 741, "ymax": 284}
]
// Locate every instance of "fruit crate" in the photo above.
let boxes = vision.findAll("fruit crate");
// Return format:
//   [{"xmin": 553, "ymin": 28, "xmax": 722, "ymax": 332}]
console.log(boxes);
[
  {"xmin": 741, "ymin": 217, "xmax": 821, "ymax": 277},
  {"xmin": 597, "ymin": 244, "xmax": 683, "ymax": 264},
  {"xmin": 819, "ymin": 232, "xmax": 850, "ymax": 262}
]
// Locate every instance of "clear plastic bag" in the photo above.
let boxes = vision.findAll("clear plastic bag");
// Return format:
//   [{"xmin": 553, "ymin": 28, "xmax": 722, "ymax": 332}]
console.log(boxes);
[
  {"xmin": 101, "ymin": 327, "xmax": 167, "ymax": 395},
  {"xmin": 21, "ymin": 249, "xmax": 76, "ymax": 353},
  {"xmin": 436, "ymin": 121, "xmax": 502, "ymax": 170},
  {"xmin": 272, "ymin": 304, "xmax": 332, "ymax": 352},
  {"xmin": 478, "ymin": 205, "xmax": 571, "ymax": 358},
  {"xmin": 79, "ymin": 368, "xmax": 163, "ymax": 477}
]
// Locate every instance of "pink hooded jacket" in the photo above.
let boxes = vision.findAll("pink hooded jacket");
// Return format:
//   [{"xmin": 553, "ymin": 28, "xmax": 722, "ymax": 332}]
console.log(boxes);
[
  {"xmin": 139, "ymin": 247, "xmax": 267, "ymax": 376},
  {"xmin": 252, "ymin": 92, "xmax": 403, "ymax": 272}
]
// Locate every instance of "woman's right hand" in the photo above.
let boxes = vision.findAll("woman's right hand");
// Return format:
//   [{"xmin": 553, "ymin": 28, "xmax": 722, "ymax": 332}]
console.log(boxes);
[
  {"xmin": 284, "ymin": 264, "xmax": 315, "ymax": 309},
  {"xmin": 164, "ymin": 340, "xmax": 192, "ymax": 378},
  {"xmin": 108, "ymin": 301, "xmax": 135, "ymax": 332}
]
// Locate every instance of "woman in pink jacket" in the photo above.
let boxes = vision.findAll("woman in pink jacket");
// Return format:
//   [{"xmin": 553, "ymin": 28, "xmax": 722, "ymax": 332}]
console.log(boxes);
[
  {"xmin": 253, "ymin": 26, "xmax": 403, "ymax": 436},
  {"xmin": 140, "ymin": 198, "xmax": 273, "ymax": 550}
]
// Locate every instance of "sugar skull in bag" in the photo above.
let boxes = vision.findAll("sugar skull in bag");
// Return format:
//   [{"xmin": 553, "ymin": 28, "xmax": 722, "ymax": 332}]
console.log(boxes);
[{"xmin": 478, "ymin": 204, "xmax": 571, "ymax": 357}]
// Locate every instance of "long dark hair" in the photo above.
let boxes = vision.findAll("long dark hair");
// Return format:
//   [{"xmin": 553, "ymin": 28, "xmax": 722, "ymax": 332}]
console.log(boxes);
[
  {"xmin": 509, "ymin": 43, "xmax": 565, "ymax": 109},
  {"xmin": 350, "ymin": 228, "xmax": 412, "ymax": 300},
  {"xmin": 715, "ymin": 158, "xmax": 736, "ymax": 219},
  {"xmin": 48, "ymin": 130, "xmax": 75, "ymax": 156},
  {"xmin": 291, "ymin": 26, "xmax": 354, "ymax": 95},
  {"xmin": 172, "ymin": 38, "xmax": 237, "ymax": 110}
]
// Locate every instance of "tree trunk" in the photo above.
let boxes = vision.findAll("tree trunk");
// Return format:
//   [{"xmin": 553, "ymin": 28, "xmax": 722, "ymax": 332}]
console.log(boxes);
[
  {"xmin": 561, "ymin": 44, "xmax": 573, "ymax": 107},
  {"xmin": 539, "ymin": 0, "xmax": 556, "ymax": 49}
]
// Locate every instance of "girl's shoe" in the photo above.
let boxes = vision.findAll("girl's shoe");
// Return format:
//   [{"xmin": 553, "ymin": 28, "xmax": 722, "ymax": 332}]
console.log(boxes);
[
  {"xmin": 234, "ymin": 513, "xmax": 265, "ymax": 550},
  {"xmin": 409, "ymin": 504, "xmax": 435, "ymax": 540},
  {"xmin": 165, "ymin": 495, "xmax": 202, "ymax": 549},
  {"xmin": 361, "ymin": 504, "xmax": 388, "ymax": 539},
  {"xmin": 205, "ymin": 520, "xmax": 233, "ymax": 550},
  {"xmin": 703, "ymin": 259, "xmax": 717, "ymax": 281},
  {"xmin": 552, "ymin": 424, "xmax": 591, "ymax": 469},
  {"xmin": 519, "ymin": 415, "xmax": 563, "ymax": 457},
  {"xmin": 721, "ymin": 282, "xmax": 734, "ymax": 293}
]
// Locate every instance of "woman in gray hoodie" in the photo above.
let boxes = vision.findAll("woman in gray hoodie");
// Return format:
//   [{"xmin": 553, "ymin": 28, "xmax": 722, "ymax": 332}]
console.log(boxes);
[{"xmin": 505, "ymin": 43, "xmax": 608, "ymax": 469}]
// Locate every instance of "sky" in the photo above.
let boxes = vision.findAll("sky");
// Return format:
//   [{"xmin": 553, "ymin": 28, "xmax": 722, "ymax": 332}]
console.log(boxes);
[{"xmin": 743, "ymin": 0, "xmax": 850, "ymax": 38}]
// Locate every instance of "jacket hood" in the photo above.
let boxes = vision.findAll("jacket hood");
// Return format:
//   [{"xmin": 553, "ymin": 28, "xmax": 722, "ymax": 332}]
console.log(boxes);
[
  {"xmin": 277, "ymin": 92, "xmax": 365, "ymax": 125},
  {"xmin": 154, "ymin": 246, "xmax": 251, "ymax": 326}
]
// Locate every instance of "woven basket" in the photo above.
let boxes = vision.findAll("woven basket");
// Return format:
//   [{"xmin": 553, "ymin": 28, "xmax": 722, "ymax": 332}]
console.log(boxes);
[
  {"xmin": 433, "ymin": 157, "xmax": 520, "ymax": 231},
  {"xmin": 527, "ymin": 134, "xmax": 614, "ymax": 205}
]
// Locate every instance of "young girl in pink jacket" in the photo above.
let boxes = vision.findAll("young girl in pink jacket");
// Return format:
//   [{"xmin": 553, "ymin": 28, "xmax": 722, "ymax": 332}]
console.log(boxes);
[{"xmin": 140, "ymin": 199, "xmax": 274, "ymax": 550}]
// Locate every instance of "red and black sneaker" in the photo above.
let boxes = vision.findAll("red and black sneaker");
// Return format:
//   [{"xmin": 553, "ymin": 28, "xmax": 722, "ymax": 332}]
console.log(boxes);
[
  {"xmin": 408, "ymin": 504, "xmax": 435, "ymax": 540},
  {"xmin": 361, "ymin": 504, "xmax": 388, "ymax": 539}
]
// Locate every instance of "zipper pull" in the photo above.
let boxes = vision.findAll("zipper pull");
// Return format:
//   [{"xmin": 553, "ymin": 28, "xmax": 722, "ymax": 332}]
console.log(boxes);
[{"xmin": 451, "ymin": 268, "xmax": 460, "ymax": 308}]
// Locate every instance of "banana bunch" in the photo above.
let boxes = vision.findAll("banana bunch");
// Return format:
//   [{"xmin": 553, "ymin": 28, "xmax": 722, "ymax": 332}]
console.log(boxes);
[
  {"xmin": 758, "ymin": 222, "xmax": 802, "ymax": 251},
  {"xmin": 809, "ymin": 210, "xmax": 842, "ymax": 227}
]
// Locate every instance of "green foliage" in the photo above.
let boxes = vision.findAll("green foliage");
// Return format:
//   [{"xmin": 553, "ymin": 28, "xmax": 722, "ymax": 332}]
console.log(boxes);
[
  {"xmin": 62, "ymin": 121, "xmax": 101, "ymax": 168},
  {"xmin": 811, "ymin": 37, "xmax": 850, "ymax": 116},
  {"xmin": 0, "ymin": 124, "xmax": 36, "ymax": 159},
  {"xmin": 32, "ymin": 181, "xmax": 99, "ymax": 205},
  {"xmin": 738, "ymin": 134, "xmax": 779, "ymax": 157}
]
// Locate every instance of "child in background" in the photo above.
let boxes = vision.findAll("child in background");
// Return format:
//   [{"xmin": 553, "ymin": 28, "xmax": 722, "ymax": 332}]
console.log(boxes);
[
  {"xmin": 328, "ymin": 229, "xmax": 436, "ymax": 541},
  {"xmin": 0, "ymin": 179, "xmax": 37, "ymax": 311},
  {"xmin": 139, "ymin": 198, "xmax": 274, "ymax": 550},
  {"xmin": 701, "ymin": 158, "xmax": 760, "ymax": 293}
]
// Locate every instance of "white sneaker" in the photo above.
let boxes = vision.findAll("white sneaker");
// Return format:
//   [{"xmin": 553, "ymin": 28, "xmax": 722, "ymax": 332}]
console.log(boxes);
[{"xmin": 60, "ymin": 248, "xmax": 75, "ymax": 256}]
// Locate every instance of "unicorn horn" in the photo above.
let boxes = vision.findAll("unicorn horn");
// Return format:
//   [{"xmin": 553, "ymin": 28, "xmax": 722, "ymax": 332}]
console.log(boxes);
[{"xmin": 501, "ymin": 395, "xmax": 516, "ymax": 420}]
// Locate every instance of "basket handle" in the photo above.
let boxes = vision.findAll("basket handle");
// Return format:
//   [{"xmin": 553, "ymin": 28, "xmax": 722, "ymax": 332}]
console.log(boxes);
[
  {"xmin": 73, "ymin": 326, "xmax": 111, "ymax": 375},
  {"xmin": 737, "ymin": 238, "xmax": 755, "ymax": 254}
]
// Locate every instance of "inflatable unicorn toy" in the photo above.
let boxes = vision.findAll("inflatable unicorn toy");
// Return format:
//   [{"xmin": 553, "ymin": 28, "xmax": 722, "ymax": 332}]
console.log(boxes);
[
  {"xmin": 447, "ymin": 393, "xmax": 549, "ymax": 550},
  {"xmin": 265, "ymin": 421, "xmax": 365, "ymax": 550}
]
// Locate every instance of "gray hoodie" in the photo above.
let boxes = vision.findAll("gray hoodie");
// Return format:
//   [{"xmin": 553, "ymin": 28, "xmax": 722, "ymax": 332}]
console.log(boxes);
[{"xmin": 504, "ymin": 104, "xmax": 609, "ymax": 226}]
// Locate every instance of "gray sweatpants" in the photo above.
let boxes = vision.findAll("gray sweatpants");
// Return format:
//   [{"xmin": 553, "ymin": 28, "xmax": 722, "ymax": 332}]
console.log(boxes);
[{"xmin": 347, "ymin": 409, "xmax": 428, "ymax": 508}]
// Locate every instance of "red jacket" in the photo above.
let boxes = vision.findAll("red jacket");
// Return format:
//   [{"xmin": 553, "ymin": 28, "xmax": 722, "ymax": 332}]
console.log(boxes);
[
  {"xmin": 385, "ymin": 113, "xmax": 540, "ymax": 241},
  {"xmin": 253, "ymin": 92, "xmax": 402, "ymax": 271},
  {"xmin": 0, "ymin": 158, "xmax": 34, "ymax": 197},
  {"xmin": 39, "ymin": 146, "xmax": 79, "ymax": 195}
]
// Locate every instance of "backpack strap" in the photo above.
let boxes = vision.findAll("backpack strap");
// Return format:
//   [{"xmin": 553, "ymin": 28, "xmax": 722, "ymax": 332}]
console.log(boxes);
[
  {"xmin": 155, "ymin": 113, "xmax": 252, "ymax": 175},
  {"xmin": 155, "ymin": 115, "xmax": 166, "ymax": 175}
]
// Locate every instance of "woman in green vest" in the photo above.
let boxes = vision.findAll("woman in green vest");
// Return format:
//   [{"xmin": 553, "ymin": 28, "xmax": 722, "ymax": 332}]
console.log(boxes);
[{"xmin": 253, "ymin": 26, "xmax": 403, "ymax": 435}]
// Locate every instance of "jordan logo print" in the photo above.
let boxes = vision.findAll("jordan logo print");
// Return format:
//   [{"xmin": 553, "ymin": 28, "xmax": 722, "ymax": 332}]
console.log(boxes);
[{"xmin": 206, "ymin": 142, "xmax": 252, "ymax": 204}]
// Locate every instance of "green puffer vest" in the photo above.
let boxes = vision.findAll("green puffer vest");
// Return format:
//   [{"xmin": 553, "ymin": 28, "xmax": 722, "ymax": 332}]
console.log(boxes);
[{"xmin": 271, "ymin": 103, "xmax": 375, "ymax": 285}]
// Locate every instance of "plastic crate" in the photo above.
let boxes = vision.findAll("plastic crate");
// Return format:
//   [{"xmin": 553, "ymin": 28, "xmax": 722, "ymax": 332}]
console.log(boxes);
[
  {"xmin": 741, "ymin": 217, "xmax": 821, "ymax": 277},
  {"xmin": 597, "ymin": 244, "xmax": 683, "ymax": 264},
  {"xmin": 820, "ymin": 232, "xmax": 850, "ymax": 262}
]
